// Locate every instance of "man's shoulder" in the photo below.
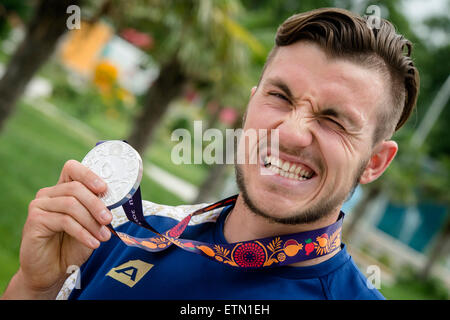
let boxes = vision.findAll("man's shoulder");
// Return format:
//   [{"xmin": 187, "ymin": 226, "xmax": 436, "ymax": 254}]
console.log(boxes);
[{"xmin": 324, "ymin": 252, "xmax": 385, "ymax": 300}]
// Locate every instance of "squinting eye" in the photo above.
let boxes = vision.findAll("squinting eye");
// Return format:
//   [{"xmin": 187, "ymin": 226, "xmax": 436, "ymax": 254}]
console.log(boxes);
[
  {"xmin": 268, "ymin": 92, "xmax": 289, "ymax": 102},
  {"xmin": 325, "ymin": 118, "xmax": 345, "ymax": 130}
]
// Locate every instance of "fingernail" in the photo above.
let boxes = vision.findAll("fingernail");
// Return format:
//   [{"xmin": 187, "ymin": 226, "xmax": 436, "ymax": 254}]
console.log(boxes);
[
  {"xmin": 100, "ymin": 226, "xmax": 111, "ymax": 240},
  {"xmin": 93, "ymin": 179, "xmax": 105, "ymax": 190},
  {"xmin": 100, "ymin": 209, "xmax": 111, "ymax": 223},
  {"xmin": 90, "ymin": 237, "xmax": 100, "ymax": 248}
]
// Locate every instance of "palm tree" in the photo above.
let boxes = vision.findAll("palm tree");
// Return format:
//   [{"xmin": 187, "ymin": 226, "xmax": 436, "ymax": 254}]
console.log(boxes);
[{"xmin": 118, "ymin": 0, "xmax": 265, "ymax": 154}]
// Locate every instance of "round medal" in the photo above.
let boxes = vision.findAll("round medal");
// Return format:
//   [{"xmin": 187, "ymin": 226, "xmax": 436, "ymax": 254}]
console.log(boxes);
[{"xmin": 81, "ymin": 140, "xmax": 143, "ymax": 209}]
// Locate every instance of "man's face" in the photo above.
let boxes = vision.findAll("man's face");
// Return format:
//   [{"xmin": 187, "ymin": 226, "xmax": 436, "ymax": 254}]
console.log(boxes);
[{"xmin": 236, "ymin": 41, "xmax": 387, "ymax": 224}]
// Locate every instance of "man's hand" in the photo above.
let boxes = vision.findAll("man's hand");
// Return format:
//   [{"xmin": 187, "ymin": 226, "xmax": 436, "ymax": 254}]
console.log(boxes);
[{"xmin": 2, "ymin": 160, "xmax": 113, "ymax": 299}]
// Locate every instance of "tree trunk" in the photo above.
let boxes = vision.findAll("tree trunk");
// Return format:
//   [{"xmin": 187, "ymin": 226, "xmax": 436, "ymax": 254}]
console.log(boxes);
[
  {"xmin": 0, "ymin": 0, "xmax": 80, "ymax": 131},
  {"xmin": 127, "ymin": 56, "xmax": 186, "ymax": 154},
  {"xmin": 343, "ymin": 184, "xmax": 382, "ymax": 241},
  {"xmin": 421, "ymin": 212, "xmax": 450, "ymax": 280}
]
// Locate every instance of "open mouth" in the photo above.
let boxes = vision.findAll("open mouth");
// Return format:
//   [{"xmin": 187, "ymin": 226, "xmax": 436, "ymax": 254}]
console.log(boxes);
[{"xmin": 263, "ymin": 155, "xmax": 316, "ymax": 181}]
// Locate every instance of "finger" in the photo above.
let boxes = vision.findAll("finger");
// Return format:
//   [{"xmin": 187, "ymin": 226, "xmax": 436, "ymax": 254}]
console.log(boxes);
[
  {"xmin": 34, "ymin": 208, "xmax": 101, "ymax": 250},
  {"xmin": 58, "ymin": 159, "xmax": 107, "ymax": 195},
  {"xmin": 35, "ymin": 181, "xmax": 112, "ymax": 225},
  {"xmin": 34, "ymin": 197, "xmax": 111, "ymax": 242}
]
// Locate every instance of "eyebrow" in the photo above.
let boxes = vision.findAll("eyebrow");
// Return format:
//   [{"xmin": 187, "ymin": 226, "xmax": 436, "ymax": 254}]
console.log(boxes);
[
  {"xmin": 265, "ymin": 78, "xmax": 296, "ymax": 102},
  {"xmin": 264, "ymin": 77, "xmax": 362, "ymax": 129},
  {"xmin": 320, "ymin": 107, "xmax": 361, "ymax": 129}
]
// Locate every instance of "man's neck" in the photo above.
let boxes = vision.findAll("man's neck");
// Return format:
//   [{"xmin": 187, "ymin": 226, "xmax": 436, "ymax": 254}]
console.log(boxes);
[{"xmin": 223, "ymin": 194, "xmax": 342, "ymax": 267}]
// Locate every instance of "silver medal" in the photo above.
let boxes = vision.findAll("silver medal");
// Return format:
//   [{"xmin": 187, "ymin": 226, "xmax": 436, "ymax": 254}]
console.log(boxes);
[{"xmin": 81, "ymin": 140, "xmax": 143, "ymax": 209}]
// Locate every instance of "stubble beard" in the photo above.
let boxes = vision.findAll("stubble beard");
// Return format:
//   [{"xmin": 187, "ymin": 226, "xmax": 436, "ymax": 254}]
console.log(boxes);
[{"xmin": 234, "ymin": 159, "xmax": 368, "ymax": 225}]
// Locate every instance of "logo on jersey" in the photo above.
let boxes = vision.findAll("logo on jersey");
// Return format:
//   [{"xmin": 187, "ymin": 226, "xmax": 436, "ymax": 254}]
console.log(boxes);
[{"xmin": 106, "ymin": 260, "xmax": 154, "ymax": 288}]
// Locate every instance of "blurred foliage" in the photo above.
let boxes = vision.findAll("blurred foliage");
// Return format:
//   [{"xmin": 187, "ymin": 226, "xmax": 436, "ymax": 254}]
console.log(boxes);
[
  {"xmin": 0, "ymin": 0, "xmax": 30, "ymax": 39},
  {"xmin": 51, "ymin": 73, "xmax": 126, "ymax": 120},
  {"xmin": 377, "ymin": 253, "xmax": 392, "ymax": 269},
  {"xmin": 102, "ymin": 0, "xmax": 261, "ymax": 113},
  {"xmin": 395, "ymin": 265, "xmax": 449, "ymax": 299},
  {"xmin": 92, "ymin": 61, "xmax": 136, "ymax": 113}
]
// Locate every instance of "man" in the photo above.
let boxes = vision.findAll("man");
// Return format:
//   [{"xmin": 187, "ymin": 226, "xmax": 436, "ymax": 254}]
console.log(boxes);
[{"xmin": 2, "ymin": 8, "xmax": 419, "ymax": 300}]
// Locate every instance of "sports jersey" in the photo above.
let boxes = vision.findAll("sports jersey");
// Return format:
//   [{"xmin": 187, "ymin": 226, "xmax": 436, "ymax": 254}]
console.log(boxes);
[{"xmin": 59, "ymin": 199, "xmax": 384, "ymax": 300}]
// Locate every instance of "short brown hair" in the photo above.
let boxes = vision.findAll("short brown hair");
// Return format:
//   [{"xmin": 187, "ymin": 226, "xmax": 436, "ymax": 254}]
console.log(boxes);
[{"xmin": 261, "ymin": 8, "xmax": 420, "ymax": 142}]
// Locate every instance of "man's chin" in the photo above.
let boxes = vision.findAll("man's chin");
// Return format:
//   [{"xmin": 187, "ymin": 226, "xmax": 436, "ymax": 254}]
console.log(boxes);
[
  {"xmin": 235, "ymin": 165, "xmax": 346, "ymax": 225},
  {"xmin": 244, "ymin": 189, "xmax": 346, "ymax": 226},
  {"xmin": 250, "ymin": 186, "xmax": 303, "ymax": 213},
  {"xmin": 240, "ymin": 187, "xmax": 313, "ymax": 224}
]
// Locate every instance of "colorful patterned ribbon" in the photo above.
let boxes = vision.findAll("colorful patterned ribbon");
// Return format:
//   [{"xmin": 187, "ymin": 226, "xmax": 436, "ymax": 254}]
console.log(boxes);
[
  {"xmin": 96, "ymin": 141, "xmax": 344, "ymax": 268},
  {"xmin": 105, "ymin": 188, "xmax": 343, "ymax": 268}
]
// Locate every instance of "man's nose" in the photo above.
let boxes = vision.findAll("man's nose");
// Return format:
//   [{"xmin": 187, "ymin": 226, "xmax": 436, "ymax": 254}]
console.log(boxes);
[{"xmin": 277, "ymin": 114, "xmax": 313, "ymax": 149}]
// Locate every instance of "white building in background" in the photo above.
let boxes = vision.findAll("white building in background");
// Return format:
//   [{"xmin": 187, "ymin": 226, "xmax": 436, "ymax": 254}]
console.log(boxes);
[
  {"xmin": 58, "ymin": 20, "xmax": 159, "ymax": 96},
  {"xmin": 100, "ymin": 35, "xmax": 159, "ymax": 96}
]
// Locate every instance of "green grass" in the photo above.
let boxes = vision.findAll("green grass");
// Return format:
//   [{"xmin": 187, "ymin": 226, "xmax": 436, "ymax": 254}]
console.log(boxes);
[
  {"xmin": 380, "ymin": 282, "xmax": 448, "ymax": 300},
  {"xmin": 379, "ymin": 266, "xmax": 450, "ymax": 300},
  {"xmin": 47, "ymin": 94, "xmax": 209, "ymax": 187},
  {"xmin": 380, "ymin": 284, "xmax": 429, "ymax": 300},
  {"xmin": 0, "ymin": 101, "xmax": 184, "ymax": 293}
]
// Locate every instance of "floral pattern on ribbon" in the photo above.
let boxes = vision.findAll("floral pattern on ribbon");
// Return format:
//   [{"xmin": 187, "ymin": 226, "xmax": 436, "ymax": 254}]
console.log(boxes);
[
  {"xmin": 111, "ymin": 191, "xmax": 344, "ymax": 269},
  {"xmin": 195, "ymin": 227, "xmax": 342, "ymax": 268},
  {"xmin": 232, "ymin": 242, "xmax": 267, "ymax": 267}
]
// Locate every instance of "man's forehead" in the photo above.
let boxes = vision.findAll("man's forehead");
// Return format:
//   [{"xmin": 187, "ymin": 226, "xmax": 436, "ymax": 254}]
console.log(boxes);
[
  {"xmin": 266, "ymin": 42, "xmax": 383, "ymax": 89},
  {"xmin": 262, "ymin": 76, "xmax": 367, "ymax": 130},
  {"xmin": 261, "ymin": 43, "xmax": 386, "ymax": 126}
]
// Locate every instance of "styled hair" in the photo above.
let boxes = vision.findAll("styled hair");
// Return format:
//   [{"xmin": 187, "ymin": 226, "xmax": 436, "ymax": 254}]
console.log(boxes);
[{"xmin": 261, "ymin": 8, "xmax": 420, "ymax": 142}]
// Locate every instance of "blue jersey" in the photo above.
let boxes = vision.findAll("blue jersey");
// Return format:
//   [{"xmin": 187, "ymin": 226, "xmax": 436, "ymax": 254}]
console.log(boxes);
[{"xmin": 66, "ymin": 201, "xmax": 384, "ymax": 300}]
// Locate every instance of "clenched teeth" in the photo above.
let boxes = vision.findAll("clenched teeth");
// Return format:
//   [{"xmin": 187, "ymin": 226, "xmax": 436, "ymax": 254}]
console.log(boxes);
[{"xmin": 263, "ymin": 155, "xmax": 314, "ymax": 181}]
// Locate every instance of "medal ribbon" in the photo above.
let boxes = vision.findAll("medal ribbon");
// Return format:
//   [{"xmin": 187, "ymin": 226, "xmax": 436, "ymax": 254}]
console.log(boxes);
[
  {"xmin": 106, "ymin": 188, "xmax": 343, "ymax": 268},
  {"xmin": 96, "ymin": 142, "xmax": 344, "ymax": 268}
]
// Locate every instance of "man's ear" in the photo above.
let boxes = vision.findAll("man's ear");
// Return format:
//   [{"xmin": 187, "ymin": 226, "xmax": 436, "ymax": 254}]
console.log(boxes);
[
  {"xmin": 250, "ymin": 86, "xmax": 257, "ymax": 97},
  {"xmin": 359, "ymin": 140, "xmax": 398, "ymax": 184}
]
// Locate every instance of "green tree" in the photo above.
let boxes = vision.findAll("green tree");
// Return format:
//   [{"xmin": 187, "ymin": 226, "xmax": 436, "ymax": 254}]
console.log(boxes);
[
  {"xmin": 116, "ymin": 0, "xmax": 264, "ymax": 154},
  {"xmin": 0, "ymin": 0, "xmax": 82, "ymax": 132},
  {"xmin": 418, "ymin": 155, "xmax": 450, "ymax": 280},
  {"xmin": 0, "ymin": 0, "xmax": 30, "ymax": 39},
  {"xmin": 420, "ymin": 15, "xmax": 450, "ymax": 158}
]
